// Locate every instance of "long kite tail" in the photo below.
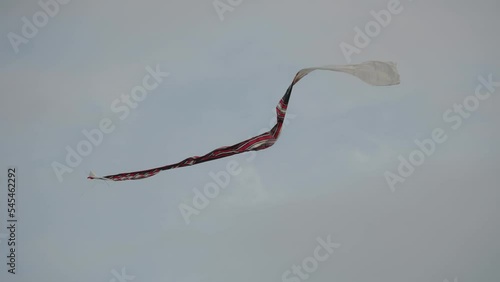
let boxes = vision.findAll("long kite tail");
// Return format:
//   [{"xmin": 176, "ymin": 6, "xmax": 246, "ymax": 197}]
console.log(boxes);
[{"xmin": 88, "ymin": 61, "xmax": 400, "ymax": 181}]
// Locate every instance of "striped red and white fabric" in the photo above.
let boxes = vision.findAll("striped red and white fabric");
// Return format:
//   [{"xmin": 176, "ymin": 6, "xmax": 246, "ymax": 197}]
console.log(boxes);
[{"xmin": 88, "ymin": 61, "xmax": 400, "ymax": 181}]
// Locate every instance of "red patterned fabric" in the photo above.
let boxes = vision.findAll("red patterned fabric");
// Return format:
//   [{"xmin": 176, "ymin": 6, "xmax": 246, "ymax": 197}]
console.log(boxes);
[{"xmin": 88, "ymin": 61, "xmax": 400, "ymax": 181}]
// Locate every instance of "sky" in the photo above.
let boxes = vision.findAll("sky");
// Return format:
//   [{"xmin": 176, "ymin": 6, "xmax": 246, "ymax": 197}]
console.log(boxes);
[{"xmin": 0, "ymin": 0, "xmax": 499, "ymax": 281}]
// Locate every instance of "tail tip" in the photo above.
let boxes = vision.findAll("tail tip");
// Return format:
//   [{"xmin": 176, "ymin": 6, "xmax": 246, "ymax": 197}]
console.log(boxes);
[{"xmin": 88, "ymin": 171, "xmax": 97, "ymax": 179}]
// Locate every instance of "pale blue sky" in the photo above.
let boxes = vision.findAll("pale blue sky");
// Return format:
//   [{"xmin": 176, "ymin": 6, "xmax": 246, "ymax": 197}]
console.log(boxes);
[{"xmin": 1, "ymin": 0, "xmax": 499, "ymax": 281}]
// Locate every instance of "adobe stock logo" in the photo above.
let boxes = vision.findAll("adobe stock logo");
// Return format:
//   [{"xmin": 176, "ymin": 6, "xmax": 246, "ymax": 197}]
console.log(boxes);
[
  {"xmin": 52, "ymin": 65, "xmax": 169, "ymax": 182},
  {"xmin": 385, "ymin": 74, "xmax": 499, "ymax": 191},
  {"xmin": 339, "ymin": 0, "xmax": 405, "ymax": 63},
  {"xmin": 108, "ymin": 267, "xmax": 135, "ymax": 282},
  {"xmin": 7, "ymin": 0, "xmax": 71, "ymax": 54},
  {"xmin": 178, "ymin": 161, "xmax": 242, "ymax": 224},
  {"xmin": 282, "ymin": 235, "xmax": 340, "ymax": 282},
  {"xmin": 213, "ymin": 0, "xmax": 244, "ymax": 21}
]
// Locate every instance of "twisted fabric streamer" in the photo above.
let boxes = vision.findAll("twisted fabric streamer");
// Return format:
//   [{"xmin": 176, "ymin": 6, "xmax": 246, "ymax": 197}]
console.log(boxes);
[{"xmin": 88, "ymin": 61, "xmax": 400, "ymax": 181}]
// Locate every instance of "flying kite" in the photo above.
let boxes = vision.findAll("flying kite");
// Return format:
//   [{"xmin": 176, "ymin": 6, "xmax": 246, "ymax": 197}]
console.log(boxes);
[{"xmin": 88, "ymin": 61, "xmax": 400, "ymax": 181}]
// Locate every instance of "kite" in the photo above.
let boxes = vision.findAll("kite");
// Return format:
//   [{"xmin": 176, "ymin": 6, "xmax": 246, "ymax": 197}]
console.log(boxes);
[{"xmin": 88, "ymin": 61, "xmax": 400, "ymax": 181}]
